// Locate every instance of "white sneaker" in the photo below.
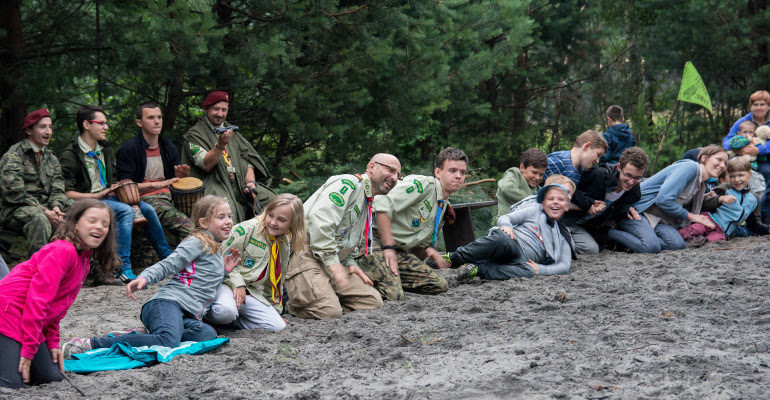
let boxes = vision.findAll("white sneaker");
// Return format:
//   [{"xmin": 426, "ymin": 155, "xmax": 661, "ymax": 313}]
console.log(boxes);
[{"xmin": 63, "ymin": 337, "xmax": 92, "ymax": 359}]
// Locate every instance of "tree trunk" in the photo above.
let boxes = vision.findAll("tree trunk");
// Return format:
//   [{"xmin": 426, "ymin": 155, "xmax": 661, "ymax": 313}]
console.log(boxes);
[{"xmin": 0, "ymin": 0, "xmax": 26, "ymax": 153}]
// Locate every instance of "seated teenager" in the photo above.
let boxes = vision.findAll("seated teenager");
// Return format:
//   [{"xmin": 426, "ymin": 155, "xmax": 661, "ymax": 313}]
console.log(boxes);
[
  {"xmin": 59, "ymin": 105, "xmax": 173, "ymax": 283},
  {"xmin": 116, "ymin": 102, "xmax": 193, "ymax": 240},
  {"xmin": 445, "ymin": 178, "xmax": 576, "ymax": 283},
  {"xmin": 563, "ymin": 147, "xmax": 649, "ymax": 254},
  {"xmin": 608, "ymin": 145, "xmax": 728, "ymax": 254},
  {"xmin": 495, "ymin": 148, "xmax": 547, "ymax": 219}
]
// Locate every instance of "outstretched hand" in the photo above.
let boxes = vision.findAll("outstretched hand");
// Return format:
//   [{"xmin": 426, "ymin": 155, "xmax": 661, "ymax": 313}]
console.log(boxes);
[
  {"xmin": 126, "ymin": 277, "xmax": 147, "ymax": 300},
  {"xmin": 224, "ymin": 248, "xmax": 242, "ymax": 272}
]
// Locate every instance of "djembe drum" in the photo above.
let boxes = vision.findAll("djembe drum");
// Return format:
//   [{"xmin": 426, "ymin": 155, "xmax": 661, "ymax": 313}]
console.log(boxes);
[
  {"xmin": 170, "ymin": 177, "xmax": 205, "ymax": 217},
  {"xmin": 114, "ymin": 181, "xmax": 147, "ymax": 227}
]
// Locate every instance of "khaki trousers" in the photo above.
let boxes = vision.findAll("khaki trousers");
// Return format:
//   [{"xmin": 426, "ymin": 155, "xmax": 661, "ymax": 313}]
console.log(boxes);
[{"xmin": 285, "ymin": 252, "xmax": 383, "ymax": 319}]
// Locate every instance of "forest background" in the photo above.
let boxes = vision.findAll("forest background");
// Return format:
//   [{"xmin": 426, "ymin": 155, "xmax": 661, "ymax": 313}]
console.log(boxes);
[{"xmin": 2, "ymin": 0, "xmax": 770, "ymax": 202}]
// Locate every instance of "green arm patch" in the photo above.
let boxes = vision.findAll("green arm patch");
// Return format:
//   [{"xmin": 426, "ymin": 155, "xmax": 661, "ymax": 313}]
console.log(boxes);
[
  {"xmin": 340, "ymin": 186, "xmax": 348, "ymax": 194},
  {"xmin": 414, "ymin": 179, "xmax": 424, "ymax": 193},
  {"xmin": 226, "ymin": 236, "xmax": 234, "ymax": 246},
  {"xmin": 235, "ymin": 226, "xmax": 246, "ymax": 236},
  {"xmin": 329, "ymin": 192, "xmax": 345, "ymax": 207},
  {"xmin": 406, "ymin": 186, "xmax": 415, "ymax": 194},
  {"xmin": 354, "ymin": 204, "xmax": 361, "ymax": 216},
  {"xmin": 341, "ymin": 179, "xmax": 357, "ymax": 191},
  {"xmin": 189, "ymin": 142, "xmax": 201, "ymax": 156},
  {"xmin": 423, "ymin": 199, "xmax": 433, "ymax": 212}
]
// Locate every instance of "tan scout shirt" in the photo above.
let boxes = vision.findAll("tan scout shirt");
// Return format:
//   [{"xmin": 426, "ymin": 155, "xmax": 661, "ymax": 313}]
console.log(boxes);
[
  {"xmin": 77, "ymin": 137, "xmax": 105, "ymax": 194},
  {"xmin": 223, "ymin": 216, "xmax": 291, "ymax": 313},
  {"xmin": 372, "ymin": 175, "xmax": 445, "ymax": 251},
  {"xmin": 303, "ymin": 173, "xmax": 373, "ymax": 268}
]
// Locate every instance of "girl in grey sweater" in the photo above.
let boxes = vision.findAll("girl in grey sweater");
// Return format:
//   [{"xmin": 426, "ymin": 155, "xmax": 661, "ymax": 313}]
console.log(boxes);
[{"xmin": 64, "ymin": 196, "xmax": 241, "ymax": 357}]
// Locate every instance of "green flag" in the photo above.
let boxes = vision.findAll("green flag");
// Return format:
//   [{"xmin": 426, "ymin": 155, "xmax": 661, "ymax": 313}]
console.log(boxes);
[{"xmin": 677, "ymin": 61, "xmax": 712, "ymax": 113}]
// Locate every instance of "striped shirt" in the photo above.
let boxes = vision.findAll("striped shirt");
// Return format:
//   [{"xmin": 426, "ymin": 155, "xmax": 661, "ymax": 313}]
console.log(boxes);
[{"xmin": 544, "ymin": 150, "xmax": 583, "ymax": 186}]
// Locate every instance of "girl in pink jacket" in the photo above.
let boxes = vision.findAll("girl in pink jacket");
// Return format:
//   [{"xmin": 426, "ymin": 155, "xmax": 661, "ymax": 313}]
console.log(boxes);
[{"xmin": 0, "ymin": 199, "xmax": 118, "ymax": 388}]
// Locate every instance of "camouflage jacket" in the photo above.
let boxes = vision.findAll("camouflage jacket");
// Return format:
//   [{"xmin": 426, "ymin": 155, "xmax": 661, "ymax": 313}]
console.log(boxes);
[{"xmin": 0, "ymin": 139, "xmax": 71, "ymax": 220}]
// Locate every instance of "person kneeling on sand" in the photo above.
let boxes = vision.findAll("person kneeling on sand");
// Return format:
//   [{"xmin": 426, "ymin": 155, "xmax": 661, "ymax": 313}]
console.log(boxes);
[
  {"xmin": 206, "ymin": 194, "xmax": 307, "ymax": 331},
  {"xmin": 63, "ymin": 196, "xmax": 241, "ymax": 358},
  {"xmin": 445, "ymin": 178, "xmax": 576, "ymax": 283}
]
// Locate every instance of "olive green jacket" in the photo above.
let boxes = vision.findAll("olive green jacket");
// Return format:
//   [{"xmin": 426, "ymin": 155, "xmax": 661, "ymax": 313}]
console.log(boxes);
[
  {"xmin": 496, "ymin": 167, "xmax": 539, "ymax": 219},
  {"xmin": 181, "ymin": 117, "xmax": 272, "ymax": 223}
]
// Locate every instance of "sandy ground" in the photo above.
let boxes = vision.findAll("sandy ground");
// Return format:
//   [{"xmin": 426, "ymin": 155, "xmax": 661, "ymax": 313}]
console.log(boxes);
[{"xmin": 3, "ymin": 235, "xmax": 770, "ymax": 399}]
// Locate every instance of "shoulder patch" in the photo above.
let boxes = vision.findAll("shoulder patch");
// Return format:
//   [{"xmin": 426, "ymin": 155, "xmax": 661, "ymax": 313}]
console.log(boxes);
[
  {"xmin": 340, "ymin": 186, "xmax": 348, "ymax": 195},
  {"xmin": 414, "ymin": 179, "xmax": 424, "ymax": 193},
  {"xmin": 189, "ymin": 142, "xmax": 201, "ymax": 156},
  {"xmin": 243, "ymin": 257, "xmax": 256, "ymax": 269},
  {"xmin": 329, "ymin": 192, "xmax": 345, "ymax": 207},
  {"xmin": 249, "ymin": 237, "xmax": 267, "ymax": 249},
  {"xmin": 341, "ymin": 179, "xmax": 356, "ymax": 191},
  {"xmin": 235, "ymin": 226, "xmax": 246, "ymax": 236},
  {"xmin": 406, "ymin": 186, "xmax": 414, "ymax": 194},
  {"xmin": 412, "ymin": 218, "xmax": 421, "ymax": 228},
  {"xmin": 226, "ymin": 236, "xmax": 234, "ymax": 246},
  {"xmin": 423, "ymin": 199, "xmax": 433, "ymax": 212},
  {"xmin": 354, "ymin": 204, "xmax": 361, "ymax": 216}
]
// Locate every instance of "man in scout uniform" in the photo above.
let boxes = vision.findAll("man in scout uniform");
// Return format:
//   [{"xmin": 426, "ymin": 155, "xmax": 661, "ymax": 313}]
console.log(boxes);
[
  {"xmin": 285, "ymin": 153, "xmax": 401, "ymax": 319},
  {"xmin": 181, "ymin": 91, "xmax": 275, "ymax": 224},
  {"xmin": 115, "ymin": 102, "xmax": 193, "ymax": 239},
  {"xmin": 0, "ymin": 108, "xmax": 72, "ymax": 257},
  {"xmin": 359, "ymin": 147, "xmax": 468, "ymax": 301},
  {"xmin": 59, "ymin": 105, "xmax": 172, "ymax": 283}
]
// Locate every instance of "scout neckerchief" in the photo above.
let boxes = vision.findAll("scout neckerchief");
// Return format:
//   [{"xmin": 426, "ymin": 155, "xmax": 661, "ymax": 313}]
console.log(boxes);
[
  {"xmin": 35, "ymin": 150, "xmax": 43, "ymax": 166},
  {"xmin": 356, "ymin": 174, "xmax": 374, "ymax": 255},
  {"xmin": 214, "ymin": 130, "xmax": 232, "ymax": 167},
  {"xmin": 86, "ymin": 150, "xmax": 107, "ymax": 187},
  {"xmin": 268, "ymin": 235, "xmax": 282, "ymax": 306},
  {"xmin": 432, "ymin": 178, "xmax": 444, "ymax": 248}
]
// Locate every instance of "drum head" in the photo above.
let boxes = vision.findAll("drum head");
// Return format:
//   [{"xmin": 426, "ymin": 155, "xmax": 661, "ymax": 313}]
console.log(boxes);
[{"xmin": 173, "ymin": 177, "xmax": 204, "ymax": 191}]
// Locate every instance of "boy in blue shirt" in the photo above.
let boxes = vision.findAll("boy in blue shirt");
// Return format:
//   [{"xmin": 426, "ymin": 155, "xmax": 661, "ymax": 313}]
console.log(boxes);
[
  {"xmin": 678, "ymin": 157, "xmax": 769, "ymax": 243},
  {"xmin": 599, "ymin": 105, "xmax": 635, "ymax": 165},
  {"xmin": 543, "ymin": 130, "xmax": 607, "ymax": 186}
]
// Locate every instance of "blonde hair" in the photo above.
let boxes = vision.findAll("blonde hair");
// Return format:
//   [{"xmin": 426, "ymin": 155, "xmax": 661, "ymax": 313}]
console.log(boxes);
[
  {"xmin": 188, "ymin": 195, "xmax": 229, "ymax": 255},
  {"xmin": 727, "ymin": 156, "xmax": 752, "ymax": 174},
  {"xmin": 544, "ymin": 174, "xmax": 576, "ymax": 195},
  {"xmin": 257, "ymin": 193, "xmax": 308, "ymax": 254},
  {"xmin": 574, "ymin": 129, "xmax": 608, "ymax": 151}
]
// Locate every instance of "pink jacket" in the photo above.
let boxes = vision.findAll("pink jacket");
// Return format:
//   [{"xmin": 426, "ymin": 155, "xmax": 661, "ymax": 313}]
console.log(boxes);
[{"xmin": 0, "ymin": 240, "xmax": 91, "ymax": 359}]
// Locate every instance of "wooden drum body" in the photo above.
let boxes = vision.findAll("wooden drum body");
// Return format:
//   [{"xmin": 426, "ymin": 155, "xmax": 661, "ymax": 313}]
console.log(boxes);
[
  {"xmin": 114, "ymin": 182, "xmax": 147, "ymax": 227},
  {"xmin": 170, "ymin": 177, "xmax": 205, "ymax": 217}
]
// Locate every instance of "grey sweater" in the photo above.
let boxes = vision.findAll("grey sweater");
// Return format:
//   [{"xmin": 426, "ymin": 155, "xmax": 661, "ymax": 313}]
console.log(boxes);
[
  {"xmin": 139, "ymin": 233, "xmax": 225, "ymax": 319},
  {"xmin": 496, "ymin": 205, "xmax": 572, "ymax": 276}
]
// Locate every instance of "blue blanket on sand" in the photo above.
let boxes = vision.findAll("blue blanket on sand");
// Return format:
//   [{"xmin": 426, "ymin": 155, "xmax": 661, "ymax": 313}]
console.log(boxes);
[{"xmin": 64, "ymin": 338, "xmax": 230, "ymax": 373}]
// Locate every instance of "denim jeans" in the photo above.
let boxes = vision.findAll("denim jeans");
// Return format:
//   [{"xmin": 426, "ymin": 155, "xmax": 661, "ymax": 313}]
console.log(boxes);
[
  {"xmin": 102, "ymin": 197, "xmax": 172, "ymax": 272},
  {"xmin": 451, "ymin": 229, "xmax": 536, "ymax": 280},
  {"xmin": 757, "ymin": 160, "xmax": 770, "ymax": 223},
  {"xmin": 91, "ymin": 299, "xmax": 217, "ymax": 349},
  {"xmin": 608, "ymin": 215, "xmax": 686, "ymax": 254},
  {"xmin": 0, "ymin": 333, "xmax": 63, "ymax": 388}
]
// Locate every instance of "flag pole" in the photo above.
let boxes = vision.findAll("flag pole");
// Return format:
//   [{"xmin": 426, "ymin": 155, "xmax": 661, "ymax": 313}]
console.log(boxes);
[{"xmin": 651, "ymin": 100, "xmax": 681, "ymax": 174}]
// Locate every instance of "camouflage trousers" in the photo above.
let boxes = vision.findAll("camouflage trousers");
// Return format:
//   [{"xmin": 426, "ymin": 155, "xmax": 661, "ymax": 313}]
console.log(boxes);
[
  {"xmin": 141, "ymin": 193, "xmax": 193, "ymax": 239},
  {"xmin": 2, "ymin": 206, "xmax": 53, "ymax": 258},
  {"xmin": 358, "ymin": 249, "xmax": 448, "ymax": 301}
]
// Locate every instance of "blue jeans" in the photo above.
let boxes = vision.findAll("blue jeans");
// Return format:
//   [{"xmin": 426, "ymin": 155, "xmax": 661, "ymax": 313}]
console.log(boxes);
[
  {"xmin": 102, "ymin": 197, "xmax": 172, "ymax": 272},
  {"xmin": 757, "ymin": 160, "xmax": 770, "ymax": 224},
  {"xmin": 451, "ymin": 229, "xmax": 537, "ymax": 280},
  {"xmin": 608, "ymin": 215, "xmax": 686, "ymax": 254},
  {"xmin": 91, "ymin": 299, "xmax": 217, "ymax": 349}
]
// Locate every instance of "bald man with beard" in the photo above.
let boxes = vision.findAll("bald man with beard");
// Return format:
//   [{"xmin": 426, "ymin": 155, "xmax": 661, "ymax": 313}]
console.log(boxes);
[{"xmin": 285, "ymin": 154, "xmax": 401, "ymax": 319}]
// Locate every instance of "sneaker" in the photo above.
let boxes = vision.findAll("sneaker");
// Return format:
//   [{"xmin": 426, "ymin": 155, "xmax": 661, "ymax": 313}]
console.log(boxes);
[
  {"xmin": 425, "ymin": 252, "xmax": 453, "ymax": 269},
  {"xmin": 116, "ymin": 268, "xmax": 137, "ymax": 284},
  {"xmin": 63, "ymin": 337, "xmax": 92, "ymax": 359},
  {"xmin": 456, "ymin": 263, "xmax": 479, "ymax": 283},
  {"xmin": 107, "ymin": 327, "xmax": 148, "ymax": 337}
]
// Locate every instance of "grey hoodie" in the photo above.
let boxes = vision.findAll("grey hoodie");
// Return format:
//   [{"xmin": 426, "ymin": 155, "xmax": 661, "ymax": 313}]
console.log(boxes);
[
  {"xmin": 139, "ymin": 232, "xmax": 226, "ymax": 319},
  {"xmin": 496, "ymin": 205, "xmax": 572, "ymax": 276}
]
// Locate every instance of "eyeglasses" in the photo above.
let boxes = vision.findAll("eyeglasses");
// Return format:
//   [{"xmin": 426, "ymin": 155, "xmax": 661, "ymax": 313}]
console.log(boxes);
[
  {"xmin": 374, "ymin": 161, "xmax": 404, "ymax": 180},
  {"xmin": 86, "ymin": 120, "xmax": 109, "ymax": 126},
  {"xmin": 621, "ymin": 171, "xmax": 643, "ymax": 182}
]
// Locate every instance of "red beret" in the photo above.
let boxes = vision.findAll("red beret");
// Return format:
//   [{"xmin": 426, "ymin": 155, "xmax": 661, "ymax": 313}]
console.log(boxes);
[
  {"xmin": 202, "ymin": 91, "xmax": 229, "ymax": 109},
  {"xmin": 22, "ymin": 108, "xmax": 51, "ymax": 130}
]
